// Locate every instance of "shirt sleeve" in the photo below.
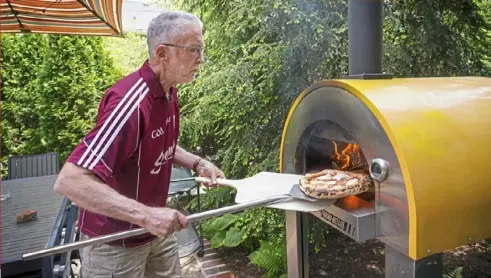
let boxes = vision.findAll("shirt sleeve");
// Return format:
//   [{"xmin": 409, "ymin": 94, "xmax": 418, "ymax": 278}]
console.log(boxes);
[{"xmin": 66, "ymin": 90, "xmax": 142, "ymax": 184}]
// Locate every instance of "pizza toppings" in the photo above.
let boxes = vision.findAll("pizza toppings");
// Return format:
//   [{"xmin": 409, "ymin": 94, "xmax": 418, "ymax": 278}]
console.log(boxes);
[{"xmin": 299, "ymin": 169, "xmax": 373, "ymax": 200}]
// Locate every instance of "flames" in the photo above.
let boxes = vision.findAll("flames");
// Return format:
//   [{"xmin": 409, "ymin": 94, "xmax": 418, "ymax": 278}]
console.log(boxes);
[
  {"xmin": 329, "ymin": 141, "xmax": 372, "ymax": 210},
  {"xmin": 329, "ymin": 141, "xmax": 364, "ymax": 171}
]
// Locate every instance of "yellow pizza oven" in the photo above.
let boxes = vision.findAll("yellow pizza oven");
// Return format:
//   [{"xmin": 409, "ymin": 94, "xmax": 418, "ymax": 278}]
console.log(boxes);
[
  {"xmin": 280, "ymin": 76, "xmax": 491, "ymax": 276},
  {"xmin": 278, "ymin": 0, "xmax": 490, "ymax": 277}
]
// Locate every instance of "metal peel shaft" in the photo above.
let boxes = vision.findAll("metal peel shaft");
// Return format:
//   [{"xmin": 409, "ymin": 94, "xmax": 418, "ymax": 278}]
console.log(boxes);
[{"xmin": 22, "ymin": 195, "xmax": 290, "ymax": 261}]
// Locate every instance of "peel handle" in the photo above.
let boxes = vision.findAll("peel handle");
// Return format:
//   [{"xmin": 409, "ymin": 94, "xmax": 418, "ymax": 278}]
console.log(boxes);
[
  {"xmin": 22, "ymin": 194, "xmax": 289, "ymax": 261},
  {"xmin": 195, "ymin": 176, "xmax": 238, "ymax": 187}
]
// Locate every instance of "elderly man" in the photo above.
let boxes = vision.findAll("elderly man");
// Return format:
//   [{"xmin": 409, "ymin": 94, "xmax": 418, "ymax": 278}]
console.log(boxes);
[{"xmin": 54, "ymin": 11, "xmax": 224, "ymax": 278}]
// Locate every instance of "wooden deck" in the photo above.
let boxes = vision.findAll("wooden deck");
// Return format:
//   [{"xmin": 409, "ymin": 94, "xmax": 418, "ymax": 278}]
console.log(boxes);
[{"xmin": 1, "ymin": 175, "xmax": 64, "ymax": 276}]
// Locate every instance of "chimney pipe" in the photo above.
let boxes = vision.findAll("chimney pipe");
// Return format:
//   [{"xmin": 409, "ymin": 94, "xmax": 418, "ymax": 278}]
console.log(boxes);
[{"xmin": 347, "ymin": 0, "xmax": 392, "ymax": 79}]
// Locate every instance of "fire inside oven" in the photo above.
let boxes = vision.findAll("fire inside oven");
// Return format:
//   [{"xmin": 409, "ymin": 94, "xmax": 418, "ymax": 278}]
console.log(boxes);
[{"xmin": 296, "ymin": 119, "xmax": 375, "ymax": 210}]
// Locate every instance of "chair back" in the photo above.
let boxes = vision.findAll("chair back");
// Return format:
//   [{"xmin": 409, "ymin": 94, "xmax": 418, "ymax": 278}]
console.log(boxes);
[{"xmin": 8, "ymin": 152, "xmax": 60, "ymax": 180}]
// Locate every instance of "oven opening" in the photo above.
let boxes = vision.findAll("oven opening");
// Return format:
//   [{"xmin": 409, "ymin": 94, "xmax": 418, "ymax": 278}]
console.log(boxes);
[{"xmin": 297, "ymin": 120, "xmax": 375, "ymax": 210}]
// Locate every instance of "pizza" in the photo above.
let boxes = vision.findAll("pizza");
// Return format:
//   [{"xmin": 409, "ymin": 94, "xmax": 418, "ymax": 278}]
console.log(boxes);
[{"xmin": 299, "ymin": 169, "xmax": 373, "ymax": 199}]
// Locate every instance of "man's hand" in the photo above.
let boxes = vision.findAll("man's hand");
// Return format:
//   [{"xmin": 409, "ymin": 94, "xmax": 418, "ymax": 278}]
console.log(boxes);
[
  {"xmin": 173, "ymin": 145, "xmax": 226, "ymax": 187},
  {"xmin": 143, "ymin": 207, "xmax": 189, "ymax": 237},
  {"xmin": 196, "ymin": 159, "xmax": 225, "ymax": 187}
]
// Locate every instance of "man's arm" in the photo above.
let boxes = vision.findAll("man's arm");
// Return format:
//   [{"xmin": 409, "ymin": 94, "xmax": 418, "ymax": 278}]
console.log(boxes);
[
  {"xmin": 54, "ymin": 163, "xmax": 148, "ymax": 226},
  {"xmin": 54, "ymin": 162, "xmax": 187, "ymax": 236},
  {"xmin": 173, "ymin": 145, "xmax": 225, "ymax": 185},
  {"xmin": 173, "ymin": 145, "xmax": 202, "ymax": 171}
]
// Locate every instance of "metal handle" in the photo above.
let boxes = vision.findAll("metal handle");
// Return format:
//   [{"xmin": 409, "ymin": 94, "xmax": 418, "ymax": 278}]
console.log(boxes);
[
  {"xmin": 170, "ymin": 177, "xmax": 196, "ymax": 182},
  {"xmin": 369, "ymin": 158, "xmax": 389, "ymax": 182},
  {"xmin": 170, "ymin": 177, "xmax": 227, "ymax": 183},
  {"xmin": 22, "ymin": 195, "xmax": 290, "ymax": 261}
]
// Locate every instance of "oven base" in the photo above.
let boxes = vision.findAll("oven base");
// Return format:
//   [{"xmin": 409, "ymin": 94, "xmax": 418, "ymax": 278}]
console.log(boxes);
[
  {"xmin": 286, "ymin": 211, "xmax": 444, "ymax": 278},
  {"xmin": 385, "ymin": 245, "xmax": 443, "ymax": 278},
  {"xmin": 286, "ymin": 211, "xmax": 309, "ymax": 277}
]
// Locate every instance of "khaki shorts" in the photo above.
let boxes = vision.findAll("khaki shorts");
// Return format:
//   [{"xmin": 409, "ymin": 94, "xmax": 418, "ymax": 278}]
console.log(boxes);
[{"xmin": 79, "ymin": 232, "xmax": 182, "ymax": 278}]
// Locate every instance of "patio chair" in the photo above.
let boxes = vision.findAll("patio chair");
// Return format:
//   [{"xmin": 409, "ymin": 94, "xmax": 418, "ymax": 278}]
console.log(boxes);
[
  {"xmin": 7, "ymin": 152, "xmax": 60, "ymax": 180},
  {"xmin": 43, "ymin": 198, "xmax": 79, "ymax": 278}
]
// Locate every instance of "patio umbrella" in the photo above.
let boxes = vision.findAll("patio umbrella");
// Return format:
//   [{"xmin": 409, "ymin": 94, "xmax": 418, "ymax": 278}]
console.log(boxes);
[{"xmin": 0, "ymin": 0, "xmax": 123, "ymax": 36}]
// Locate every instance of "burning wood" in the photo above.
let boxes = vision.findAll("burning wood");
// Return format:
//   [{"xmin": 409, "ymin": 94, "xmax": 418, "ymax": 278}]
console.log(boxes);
[{"xmin": 329, "ymin": 141, "xmax": 368, "ymax": 172}]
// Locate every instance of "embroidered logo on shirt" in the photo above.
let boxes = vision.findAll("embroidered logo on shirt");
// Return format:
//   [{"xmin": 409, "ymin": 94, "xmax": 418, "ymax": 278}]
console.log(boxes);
[
  {"xmin": 151, "ymin": 127, "xmax": 164, "ymax": 139},
  {"xmin": 150, "ymin": 141, "xmax": 176, "ymax": 174}
]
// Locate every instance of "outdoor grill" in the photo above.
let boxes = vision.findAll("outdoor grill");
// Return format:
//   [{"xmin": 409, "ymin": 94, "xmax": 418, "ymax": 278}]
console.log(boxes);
[{"xmin": 280, "ymin": 0, "xmax": 491, "ymax": 277}]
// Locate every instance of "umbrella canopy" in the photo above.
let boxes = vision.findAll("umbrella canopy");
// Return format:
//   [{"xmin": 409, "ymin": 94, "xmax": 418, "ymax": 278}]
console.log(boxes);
[{"xmin": 0, "ymin": 0, "xmax": 124, "ymax": 36}]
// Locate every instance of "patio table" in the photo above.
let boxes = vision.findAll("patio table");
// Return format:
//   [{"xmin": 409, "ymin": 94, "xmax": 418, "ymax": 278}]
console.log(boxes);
[{"xmin": 1, "ymin": 175, "xmax": 64, "ymax": 277}]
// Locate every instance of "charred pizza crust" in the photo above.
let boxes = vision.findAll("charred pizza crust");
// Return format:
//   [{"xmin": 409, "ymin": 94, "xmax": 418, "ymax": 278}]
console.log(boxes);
[{"xmin": 299, "ymin": 169, "xmax": 373, "ymax": 199}]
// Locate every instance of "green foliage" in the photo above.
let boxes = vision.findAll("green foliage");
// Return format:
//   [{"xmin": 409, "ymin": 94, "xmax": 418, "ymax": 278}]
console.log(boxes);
[
  {"xmin": 307, "ymin": 213, "xmax": 332, "ymax": 252},
  {"xmin": 204, "ymin": 214, "xmax": 237, "ymax": 236},
  {"xmin": 199, "ymin": 199, "xmax": 286, "ymax": 250},
  {"xmin": 175, "ymin": 0, "xmax": 489, "ymax": 180},
  {"xmin": 186, "ymin": 186, "xmax": 236, "ymax": 213},
  {"xmin": 210, "ymin": 230, "xmax": 227, "ymax": 248},
  {"xmin": 203, "ymin": 214, "xmax": 243, "ymax": 248},
  {"xmin": 192, "ymin": 184, "xmax": 286, "ymax": 253},
  {"xmin": 384, "ymin": 0, "xmax": 490, "ymax": 77},
  {"xmin": 249, "ymin": 234, "xmax": 288, "ymax": 278},
  {"xmin": 1, "ymin": 34, "xmax": 48, "ymax": 178},
  {"xmin": 223, "ymin": 227, "xmax": 245, "ymax": 247},
  {"xmin": 1, "ymin": 34, "xmax": 122, "ymax": 177},
  {"xmin": 204, "ymin": 215, "xmax": 247, "ymax": 249},
  {"xmin": 444, "ymin": 267, "xmax": 463, "ymax": 278},
  {"xmin": 172, "ymin": 0, "xmax": 490, "ymax": 275},
  {"xmin": 176, "ymin": 29, "xmax": 287, "ymax": 177},
  {"xmin": 36, "ymin": 35, "xmax": 122, "ymax": 162},
  {"xmin": 102, "ymin": 32, "xmax": 148, "ymax": 75}
]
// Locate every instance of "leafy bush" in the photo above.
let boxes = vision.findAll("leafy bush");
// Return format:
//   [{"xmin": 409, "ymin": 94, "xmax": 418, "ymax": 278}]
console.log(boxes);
[
  {"xmin": 444, "ymin": 267, "xmax": 463, "ymax": 278},
  {"xmin": 196, "ymin": 197, "xmax": 286, "ymax": 251},
  {"xmin": 1, "ymin": 34, "xmax": 122, "ymax": 178},
  {"xmin": 249, "ymin": 234, "xmax": 288, "ymax": 278},
  {"xmin": 36, "ymin": 35, "xmax": 122, "ymax": 162},
  {"xmin": 203, "ymin": 214, "xmax": 245, "ymax": 248},
  {"xmin": 172, "ymin": 0, "xmax": 490, "ymax": 275},
  {"xmin": 1, "ymin": 34, "xmax": 48, "ymax": 178},
  {"xmin": 186, "ymin": 186, "xmax": 236, "ymax": 213}
]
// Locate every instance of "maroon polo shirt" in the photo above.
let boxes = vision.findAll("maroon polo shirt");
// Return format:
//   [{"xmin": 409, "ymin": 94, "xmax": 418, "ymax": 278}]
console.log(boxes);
[{"xmin": 66, "ymin": 60, "xmax": 180, "ymax": 247}]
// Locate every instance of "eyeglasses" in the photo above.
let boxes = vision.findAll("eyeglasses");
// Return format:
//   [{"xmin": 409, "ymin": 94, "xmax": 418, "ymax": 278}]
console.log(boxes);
[{"xmin": 161, "ymin": 43, "xmax": 205, "ymax": 59}]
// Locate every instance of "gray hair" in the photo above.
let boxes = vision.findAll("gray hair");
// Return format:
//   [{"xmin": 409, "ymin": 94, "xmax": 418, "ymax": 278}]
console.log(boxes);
[{"xmin": 147, "ymin": 11, "xmax": 203, "ymax": 57}]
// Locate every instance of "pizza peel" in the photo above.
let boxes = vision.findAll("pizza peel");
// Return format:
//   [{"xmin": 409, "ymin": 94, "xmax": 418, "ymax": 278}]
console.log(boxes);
[
  {"xmin": 22, "ymin": 172, "xmax": 335, "ymax": 261},
  {"xmin": 195, "ymin": 171, "xmax": 336, "ymax": 212}
]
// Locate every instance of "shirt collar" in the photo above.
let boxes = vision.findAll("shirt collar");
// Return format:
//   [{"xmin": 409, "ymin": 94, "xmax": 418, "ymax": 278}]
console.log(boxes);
[{"xmin": 138, "ymin": 60, "xmax": 176, "ymax": 99}]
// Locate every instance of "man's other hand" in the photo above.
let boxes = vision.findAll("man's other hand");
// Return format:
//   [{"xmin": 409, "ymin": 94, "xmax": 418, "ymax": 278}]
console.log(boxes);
[
  {"xmin": 143, "ymin": 207, "xmax": 189, "ymax": 237},
  {"xmin": 196, "ymin": 159, "xmax": 225, "ymax": 187}
]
